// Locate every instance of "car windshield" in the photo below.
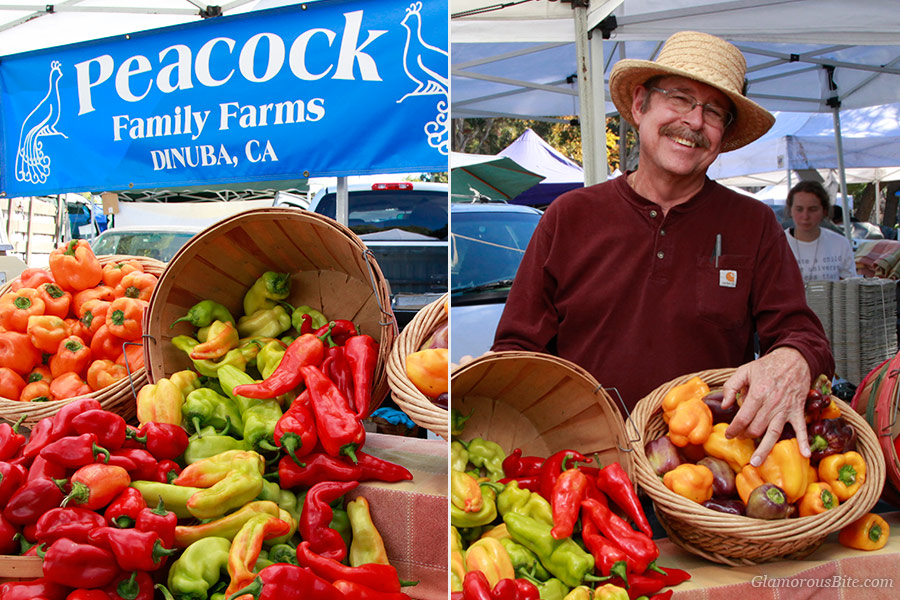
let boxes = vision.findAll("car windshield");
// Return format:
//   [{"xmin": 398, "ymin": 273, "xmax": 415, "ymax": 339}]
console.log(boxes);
[
  {"xmin": 314, "ymin": 190, "xmax": 448, "ymax": 241},
  {"xmin": 451, "ymin": 211, "xmax": 540, "ymax": 293},
  {"xmin": 91, "ymin": 231, "xmax": 196, "ymax": 262}
]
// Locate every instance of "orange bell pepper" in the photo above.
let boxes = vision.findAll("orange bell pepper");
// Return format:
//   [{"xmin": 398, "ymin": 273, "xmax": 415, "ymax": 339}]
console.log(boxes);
[
  {"xmin": 106, "ymin": 297, "xmax": 146, "ymax": 341},
  {"xmin": 839, "ymin": 513, "xmax": 889, "ymax": 551},
  {"xmin": 405, "ymin": 348, "xmax": 448, "ymax": 398},
  {"xmin": 0, "ymin": 331, "xmax": 42, "ymax": 376},
  {"xmin": 20, "ymin": 379, "xmax": 51, "ymax": 402},
  {"xmin": 662, "ymin": 376, "xmax": 710, "ymax": 418},
  {"xmin": 0, "ymin": 367, "xmax": 26, "ymax": 400},
  {"xmin": 49, "ymin": 371, "xmax": 92, "ymax": 400},
  {"xmin": 115, "ymin": 272, "xmax": 158, "ymax": 302},
  {"xmin": 49, "ymin": 239, "xmax": 103, "ymax": 291},
  {"xmin": 65, "ymin": 317, "xmax": 94, "ymax": 345},
  {"xmin": 86, "ymin": 359, "xmax": 128, "ymax": 391},
  {"xmin": 662, "ymin": 463, "xmax": 714, "ymax": 503},
  {"xmin": 666, "ymin": 396, "xmax": 713, "ymax": 447},
  {"xmin": 79, "ymin": 299, "xmax": 111, "ymax": 337},
  {"xmin": 116, "ymin": 342, "xmax": 145, "ymax": 371},
  {"xmin": 818, "ymin": 451, "xmax": 867, "ymax": 501},
  {"xmin": 102, "ymin": 259, "xmax": 144, "ymax": 288},
  {"xmin": 50, "ymin": 335, "xmax": 92, "ymax": 378},
  {"xmin": 758, "ymin": 438, "xmax": 810, "ymax": 504},
  {"xmin": 27, "ymin": 365, "xmax": 53, "ymax": 384},
  {"xmin": 0, "ymin": 288, "xmax": 46, "ymax": 332},
  {"xmin": 27, "ymin": 315, "xmax": 71, "ymax": 354},
  {"xmin": 35, "ymin": 283, "xmax": 72, "ymax": 319},
  {"xmin": 73, "ymin": 286, "xmax": 116, "ymax": 316},
  {"xmin": 735, "ymin": 464, "xmax": 766, "ymax": 504},
  {"xmin": 190, "ymin": 320, "xmax": 239, "ymax": 360},
  {"xmin": 10, "ymin": 267, "xmax": 54, "ymax": 292},
  {"xmin": 807, "ymin": 463, "xmax": 818, "ymax": 483},
  {"xmin": 798, "ymin": 481, "xmax": 839, "ymax": 517},
  {"xmin": 91, "ymin": 324, "xmax": 126, "ymax": 362}
]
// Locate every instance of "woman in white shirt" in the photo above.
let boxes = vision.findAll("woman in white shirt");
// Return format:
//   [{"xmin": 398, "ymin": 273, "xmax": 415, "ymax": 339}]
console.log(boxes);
[{"xmin": 784, "ymin": 181, "xmax": 857, "ymax": 282}]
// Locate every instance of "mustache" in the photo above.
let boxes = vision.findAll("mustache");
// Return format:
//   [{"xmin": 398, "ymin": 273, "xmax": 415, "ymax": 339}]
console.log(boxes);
[{"xmin": 659, "ymin": 124, "xmax": 710, "ymax": 149}]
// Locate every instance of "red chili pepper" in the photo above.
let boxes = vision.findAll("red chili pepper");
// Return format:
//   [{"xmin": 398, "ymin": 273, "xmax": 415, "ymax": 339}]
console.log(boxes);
[
  {"xmin": 23, "ymin": 398, "xmax": 103, "ymax": 458},
  {"xmin": 314, "ymin": 319, "xmax": 358, "ymax": 347},
  {"xmin": 104, "ymin": 487, "xmax": 148, "ymax": 528},
  {"xmin": 25, "ymin": 455, "xmax": 65, "ymax": 482},
  {"xmin": 301, "ymin": 364, "xmax": 365, "ymax": 462},
  {"xmin": 0, "ymin": 513, "xmax": 19, "ymax": 555},
  {"xmin": 581, "ymin": 515, "xmax": 629, "ymax": 586},
  {"xmin": 88, "ymin": 527, "xmax": 177, "ymax": 572},
  {"xmin": 63, "ymin": 463, "xmax": 131, "ymax": 510},
  {"xmin": 0, "ymin": 578, "xmax": 70, "ymax": 600},
  {"xmin": 462, "ymin": 570, "xmax": 492, "ymax": 600},
  {"xmin": 295, "ymin": 540, "xmax": 408, "ymax": 593},
  {"xmin": 109, "ymin": 448, "xmax": 159, "ymax": 481},
  {"xmin": 539, "ymin": 449, "xmax": 588, "ymax": 501},
  {"xmin": 42, "ymin": 537, "xmax": 121, "ymax": 589},
  {"xmin": 581, "ymin": 498, "xmax": 660, "ymax": 575},
  {"xmin": 595, "ymin": 462, "xmax": 653, "ymax": 538},
  {"xmin": 0, "ymin": 415, "xmax": 27, "ymax": 461},
  {"xmin": 332, "ymin": 579, "xmax": 412, "ymax": 600},
  {"xmin": 343, "ymin": 334, "xmax": 378, "ymax": 418},
  {"xmin": 226, "ymin": 563, "xmax": 344, "ymax": 600},
  {"xmin": 490, "ymin": 578, "xmax": 519, "ymax": 600},
  {"xmin": 232, "ymin": 333, "xmax": 324, "ymax": 398},
  {"xmin": 299, "ymin": 480, "xmax": 358, "ymax": 562},
  {"xmin": 102, "ymin": 571, "xmax": 155, "ymax": 600},
  {"xmin": 515, "ymin": 579, "xmax": 540, "ymax": 600},
  {"xmin": 356, "ymin": 450, "xmax": 414, "ymax": 483},
  {"xmin": 66, "ymin": 589, "xmax": 111, "ymax": 600},
  {"xmin": 498, "ymin": 475, "xmax": 541, "ymax": 494},
  {"xmin": 128, "ymin": 422, "xmax": 189, "ymax": 461},
  {"xmin": 40, "ymin": 432, "xmax": 110, "ymax": 468},
  {"xmin": 274, "ymin": 390, "xmax": 317, "ymax": 465},
  {"xmin": 136, "ymin": 497, "xmax": 177, "ymax": 549},
  {"xmin": 35, "ymin": 507, "xmax": 107, "ymax": 546},
  {"xmin": 502, "ymin": 448, "xmax": 545, "ymax": 478},
  {"xmin": 550, "ymin": 467, "xmax": 588, "ymax": 540},
  {"xmin": 644, "ymin": 566, "xmax": 691, "ymax": 587},
  {"xmin": 298, "ymin": 313, "xmax": 314, "ymax": 335},
  {"xmin": 649, "ymin": 591, "xmax": 675, "ymax": 600},
  {"xmin": 71, "ymin": 409, "xmax": 127, "ymax": 450},
  {"xmin": 324, "ymin": 346, "xmax": 355, "ymax": 407},
  {"xmin": 3, "ymin": 477, "xmax": 67, "ymax": 525},
  {"xmin": 155, "ymin": 459, "xmax": 182, "ymax": 484},
  {"xmin": 0, "ymin": 461, "xmax": 25, "ymax": 505},
  {"xmin": 278, "ymin": 452, "xmax": 361, "ymax": 488},
  {"xmin": 608, "ymin": 574, "xmax": 666, "ymax": 600}
]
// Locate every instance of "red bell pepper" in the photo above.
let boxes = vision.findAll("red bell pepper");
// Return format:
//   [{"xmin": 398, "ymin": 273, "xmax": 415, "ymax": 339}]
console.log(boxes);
[
  {"xmin": 274, "ymin": 390, "xmax": 317, "ymax": 465},
  {"xmin": 23, "ymin": 397, "xmax": 102, "ymax": 459},
  {"xmin": 26, "ymin": 455, "xmax": 67, "ymax": 482},
  {"xmin": 332, "ymin": 580, "xmax": 412, "ymax": 600},
  {"xmin": 136, "ymin": 497, "xmax": 177, "ymax": 548},
  {"xmin": 35, "ymin": 507, "xmax": 107, "ymax": 545},
  {"xmin": 109, "ymin": 448, "xmax": 159, "ymax": 481},
  {"xmin": 343, "ymin": 334, "xmax": 379, "ymax": 418},
  {"xmin": 299, "ymin": 480, "xmax": 358, "ymax": 561},
  {"xmin": 232, "ymin": 333, "xmax": 324, "ymax": 398},
  {"xmin": 42, "ymin": 537, "xmax": 121, "ymax": 589},
  {"xmin": 63, "ymin": 463, "xmax": 131, "ymax": 510},
  {"xmin": 103, "ymin": 571, "xmax": 155, "ymax": 600},
  {"xmin": 127, "ymin": 422, "xmax": 189, "ymax": 460},
  {"xmin": 155, "ymin": 459, "xmax": 182, "ymax": 484},
  {"xmin": 72, "ymin": 409, "xmax": 127, "ymax": 451},
  {"xmin": 499, "ymin": 475, "xmax": 541, "ymax": 494},
  {"xmin": 515, "ymin": 579, "xmax": 540, "ymax": 600},
  {"xmin": 581, "ymin": 515, "xmax": 629, "ymax": 585},
  {"xmin": 314, "ymin": 319, "xmax": 358, "ymax": 347},
  {"xmin": 301, "ymin": 364, "xmax": 365, "ymax": 462},
  {"xmin": 551, "ymin": 467, "xmax": 588, "ymax": 540},
  {"xmin": 0, "ymin": 461, "xmax": 25, "ymax": 505},
  {"xmin": 40, "ymin": 432, "xmax": 110, "ymax": 468},
  {"xmin": 581, "ymin": 498, "xmax": 660, "ymax": 575},
  {"xmin": 66, "ymin": 590, "xmax": 111, "ymax": 600},
  {"xmin": 490, "ymin": 578, "xmax": 519, "ymax": 600},
  {"xmin": 226, "ymin": 563, "xmax": 344, "ymax": 600},
  {"xmin": 0, "ymin": 415, "xmax": 26, "ymax": 461},
  {"xmin": 3, "ymin": 477, "xmax": 67, "ymax": 525},
  {"xmin": 502, "ymin": 448, "xmax": 545, "ymax": 478},
  {"xmin": 0, "ymin": 578, "xmax": 70, "ymax": 600},
  {"xmin": 595, "ymin": 462, "xmax": 653, "ymax": 538},
  {"xmin": 104, "ymin": 487, "xmax": 148, "ymax": 528},
  {"xmin": 295, "ymin": 541, "xmax": 409, "ymax": 593},
  {"xmin": 88, "ymin": 527, "xmax": 177, "ymax": 572},
  {"xmin": 0, "ymin": 513, "xmax": 19, "ymax": 555},
  {"xmin": 462, "ymin": 570, "xmax": 492, "ymax": 600}
]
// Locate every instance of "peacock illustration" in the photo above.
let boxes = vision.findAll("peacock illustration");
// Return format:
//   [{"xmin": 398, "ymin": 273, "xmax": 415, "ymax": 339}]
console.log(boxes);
[
  {"xmin": 397, "ymin": 2, "xmax": 449, "ymax": 104},
  {"xmin": 15, "ymin": 60, "xmax": 67, "ymax": 185}
]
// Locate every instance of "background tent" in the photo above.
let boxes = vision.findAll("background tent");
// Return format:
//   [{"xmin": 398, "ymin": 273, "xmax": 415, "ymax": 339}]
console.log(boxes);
[{"xmin": 498, "ymin": 129, "xmax": 584, "ymax": 206}]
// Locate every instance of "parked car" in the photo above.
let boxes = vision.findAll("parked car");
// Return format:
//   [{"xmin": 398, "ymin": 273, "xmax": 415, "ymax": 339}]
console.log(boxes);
[
  {"xmin": 450, "ymin": 201, "xmax": 543, "ymax": 363},
  {"xmin": 90, "ymin": 226, "xmax": 201, "ymax": 262},
  {"xmin": 308, "ymin": 182, "xmax": 448, "ymax": 328}
]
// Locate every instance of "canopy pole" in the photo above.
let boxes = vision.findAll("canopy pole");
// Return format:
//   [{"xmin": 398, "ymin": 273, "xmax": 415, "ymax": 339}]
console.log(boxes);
[
  {"xmin": 875, "ymin": 180, "xmax": 882, "ymax": 224},
  {"xmin": 831, "ymin": 106, "xmax": 852, "ymax": 243},
  {"xmin": 336, "ymin": 176, "xmax": 349, "ymax": 226},
  {"xmin": 573, "ymin": 5, "xmax": 605, "ymax": 186}
]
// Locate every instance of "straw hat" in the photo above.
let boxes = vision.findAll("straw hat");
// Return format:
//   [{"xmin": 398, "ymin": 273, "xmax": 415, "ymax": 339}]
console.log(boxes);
[{"xmin": 609, "ymin": 31, "xmax": 775, "ymax": 152}]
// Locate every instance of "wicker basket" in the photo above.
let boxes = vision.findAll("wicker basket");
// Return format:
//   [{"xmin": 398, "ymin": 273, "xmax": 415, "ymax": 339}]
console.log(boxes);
[
  {"xmin": 0, "ymin": 254, "xmax": 165, "ymax": 426},
  {"xmin": 386, "ymin": 293, "xmax": 448, "ymax": 438},
  {"xmin": 144, "ymin": 208, "xmax": 395, "ymax": 409},
  {"xmin": 451, "ymin": 351, "xmax": 636, "ymax": 481},
  {"xmin": 631, "ymin": 368, "xmax": 886, "ymax": 566}
]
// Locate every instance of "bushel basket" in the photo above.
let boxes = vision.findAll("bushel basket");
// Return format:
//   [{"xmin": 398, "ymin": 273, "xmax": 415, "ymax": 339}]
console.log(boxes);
[{"xmin": 631, "ymin": 368, "xmax": 885, "ymax": 566}]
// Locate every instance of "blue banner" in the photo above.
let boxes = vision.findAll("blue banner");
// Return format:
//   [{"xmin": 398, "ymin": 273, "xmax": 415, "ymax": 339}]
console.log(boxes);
[{"xmin": 0, "ymin": 0, "xmax": 448, "ymax": 197}]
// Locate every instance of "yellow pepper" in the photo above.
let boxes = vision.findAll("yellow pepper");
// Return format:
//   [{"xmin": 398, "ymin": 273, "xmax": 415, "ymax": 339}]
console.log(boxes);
[
  {"xmin": 136, "ymin": 377, "xmax": 184, "ymax": 426},
  {"xmin": 820, "ymin": 398, "xmax": 841, "ymax": 420},
  {"xmin": 807, "ymin": 463, "xmax": 818, "ymax": 483},
  {"xmin": 758, "ymin": 438, "xmax": 810, "ymax": 504},
  {"xmin": 593, "ymin": 584, "xmax": 630, "ymax": 600},
  {"xmin": 797, "ymin": 482, "xmax": 839, "ymax": 517},
  {"xmin": 169, "ymin": 369, "xmax": 201, "ymax": 398},
  {"xmin": 405, "ymin": 348, "xmax": 448, "ymax": 398},
  {"xmin": 735, "ymin": 464, "xmax": 765, "ymax": 504},
  {"xmin": 464, "ymin": 537, "xmax": 515, "ymax": 588},
  {"xmin": 662, "ymin": 376, "xmax": 710, "ymax": 417},
  {"xmin": 839, "ymin": 513, "xmax": 889, "ymax": 551},
  {"xmin": 479, "ymin": 524, "xmax": 511, "ymax": 541},
  {"xmin": 347, "ymin": 496, "xmax": 389, "ymax": 567},
  {"xmin": 662, "ymin": 463, "xmax": 713, "ymax": 503},
  {"xmin": 452, "ymin": 469, "xmax": 484, "ymax": 513},
  {"xmin": 451, "ymin": 527, "xmax": 466, "ymax": 592},
  {"xmin": 702, "ymin": 423, "xmax": 754, "ymax": 472},
  {"xmin": 563, "ymin": 586, "xmax": 593, "ymax": 600},
  {"xmin": 818, "ymin": 451, "xmax": 867, "ymax": 501},
  {"xmin": 666, "ymin": 397, "xmax": 713, "ymax": 447},
  {"xmin": 190, "ymin": 319, "xmax": 240, "ymax": 360}
]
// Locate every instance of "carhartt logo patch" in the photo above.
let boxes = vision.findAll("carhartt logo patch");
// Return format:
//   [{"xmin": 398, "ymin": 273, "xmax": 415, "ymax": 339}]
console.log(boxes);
[{"xmin": 719, "ymin": 270, "xmax": 737, "ymax": 288}]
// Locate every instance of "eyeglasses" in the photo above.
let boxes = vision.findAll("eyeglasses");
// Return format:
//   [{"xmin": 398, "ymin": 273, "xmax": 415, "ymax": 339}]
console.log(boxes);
[{"xmin": 648, "ymin": 87, "xmax": 734, "ymax": 129}]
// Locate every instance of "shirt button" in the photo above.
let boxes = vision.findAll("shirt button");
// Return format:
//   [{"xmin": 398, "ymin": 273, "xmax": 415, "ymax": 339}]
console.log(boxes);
[
  {"xmin": 660, "ymin": 229, "xmax": 666, "ymax": 236},
  {"xmin": 657, "ymin": 251, "xmax": 664, "ymax": 259},
  {"xmin": 649, "ymin": 210, "xmax": 658, "ymax": 218}
]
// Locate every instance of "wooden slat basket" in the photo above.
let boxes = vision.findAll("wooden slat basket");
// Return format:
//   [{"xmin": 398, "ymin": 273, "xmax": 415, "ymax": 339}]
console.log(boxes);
[
  {"xmin": 451, "ymin": 351, "xmax": 636, "ymax": 482},
  {"xmin": 0, "ymin": 254, "xmax": 164, "ymax": 426},
  {"xmin": 145, "ymin": 208, "xmax": 395, "ymax": 408},
  {"xmin": 386, "ymin": 293, "xmax": 448, "ymax": 438},
  {"xmin": 631, "ymin": 368, "xmax": 885, "ymax": 566}
]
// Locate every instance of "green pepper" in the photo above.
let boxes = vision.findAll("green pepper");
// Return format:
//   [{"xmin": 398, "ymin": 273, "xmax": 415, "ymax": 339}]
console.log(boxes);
[
  {"xmin": 183, "ymin": 388, "xmax": 244, "ymax": 437},
  {"xmin": 451, "ymin": 441, "xmax": 470, "ymax": 472},
  {"xmin": 184, "ymin": 451, "xmax": 266, "ymax": 520},
  {"xmin": 257, "ymin": 339, "xmax": 287, "ymax": 380},
  {"xmin": 330, "ymin": 506, "xmax": 352, "ymax": 549},
  {"xmin": 219, "ymin": 364, "xmax": 264, "ymax": 414},
  {"xmin": 172, "ymin": 336, "xmax": 249, "ymax": 378},
  {"xmin": 500, "ymin": 538, "xmax": 552, "ymax": 581},
  {"xmin": 503, "ymin": 512, "xmax": 598, "ymax": 588},
  {"xmin": 268, "ymin": 543, "xmax": 298, "ymax": 565},
  {"xmin": 130, "ymin": 480, "xmax": 202, "ymax": 519},
  {"xmin": 253, "ymin": 551, "xmax": 275, "ymax": 574},
  {"xmin": 243, "ymin": 272, "xmax": 292, "ymax": 316},
  {"xmin": 237, "ymin": 306, "xmax": 293, "ymax": 339},
  {"xmin": 523, "ymin": 576, "xmax": 569, "ymax": 600},
  {"xmin": 451, "ymin": 482, "xmax": 498, "ymax": 529},
  {"xmin": 167, "ymin": 536, "xmax": 231, "ymax": 599},
  {"xmin": 172, "ymin": 300, "xmax": 235, "ymax": 329},
  {"xmin": 291, "ymin": 305, "xmax": 328, "ymax": 333},
  {"xmin": 468, "ymin": 437, "xmax": 506, "ymax": 481},
  {"xmin": 257, "ymin": 479, "xmax": 302, "ymax": 525},
  {"xmin": 185, "ymin": 426, "xmax": 249, "ymax": 464},
  {"xmin": 280, "ymin": 335, "xmax": 295, "ymax": 346},
  {"xmin": 451, "ymin": 408, "xmax": 472, "ymax": 438},
  {"xmin": 242, "ymin": 399, "xmax": 283, "ymax": 453},
  {"xmin": 238, "ymin": 338, "xmax": 265, "ymax": 369},
  {"xmin": 497, "ymin": 480, "xmax": 554, "ymax": 527}
]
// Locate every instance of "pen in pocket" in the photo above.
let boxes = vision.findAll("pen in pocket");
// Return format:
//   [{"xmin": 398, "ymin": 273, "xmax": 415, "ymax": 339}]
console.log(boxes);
[{"xmin": 714, "ymin": 234, "xmax": 722, "ymax": 268}]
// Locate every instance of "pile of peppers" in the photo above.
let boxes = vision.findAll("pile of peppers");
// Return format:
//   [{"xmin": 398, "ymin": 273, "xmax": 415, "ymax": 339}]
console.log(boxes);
[
  {"xmin": 646, "ymin": 374, "xmax": 869, "ymax": 524},
  {"xmin": 450, "ymin": 410, "xmax": 691, "ymax": 600},
  {"xmin": 0, "ymin": 271, "xmax": 421, "ymax": 600}
]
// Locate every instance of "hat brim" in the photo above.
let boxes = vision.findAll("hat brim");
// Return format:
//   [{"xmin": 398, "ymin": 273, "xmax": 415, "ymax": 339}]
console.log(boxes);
[{"xmin": 609, "ymin": 59, "xmax": 775, "ymax": 152}]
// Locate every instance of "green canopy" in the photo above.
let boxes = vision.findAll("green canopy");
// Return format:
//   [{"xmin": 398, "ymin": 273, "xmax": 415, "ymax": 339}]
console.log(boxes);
[{"xmin": 451, "ymin": 153, "xmax": 544, "ymax": 202}]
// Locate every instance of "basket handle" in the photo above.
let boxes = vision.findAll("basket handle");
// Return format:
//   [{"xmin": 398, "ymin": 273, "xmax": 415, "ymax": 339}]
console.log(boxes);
[
  {"xmin": 362, "ymin": 248, "xmax": 398, "ymax": 335},
  {"xmin": 121, "ymin": 337, "xmax": 152, "ymax": 400},
  {"xmin": 599, "ymin": 385, "xmax": 642, "ymax": 452}
]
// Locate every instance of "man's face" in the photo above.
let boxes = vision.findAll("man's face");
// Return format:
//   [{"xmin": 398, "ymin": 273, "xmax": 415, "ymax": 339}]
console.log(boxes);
[{"xmin": 631, "ymin": 75, "xmax": 733, "ymax": 179}]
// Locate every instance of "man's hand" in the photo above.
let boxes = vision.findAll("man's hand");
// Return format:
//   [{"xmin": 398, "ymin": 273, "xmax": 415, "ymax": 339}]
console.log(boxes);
[{"xmin": 721, "ymin": 347, "xmax": 811, "ymax": 467}]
